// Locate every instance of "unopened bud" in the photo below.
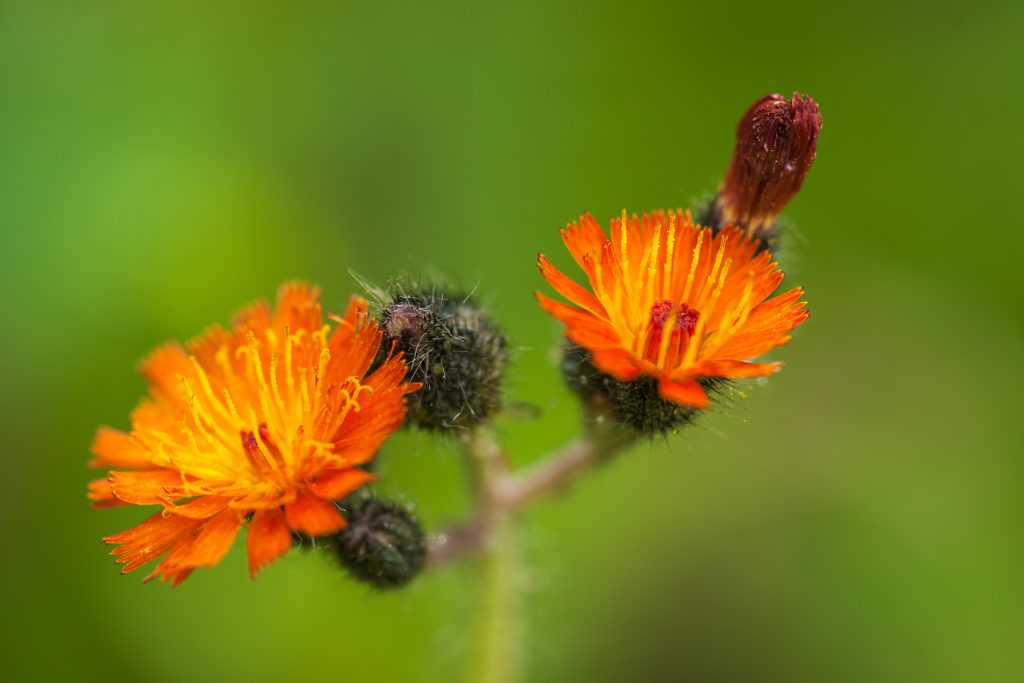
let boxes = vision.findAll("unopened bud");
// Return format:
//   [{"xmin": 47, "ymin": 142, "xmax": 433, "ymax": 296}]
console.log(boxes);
[
  {"xmin": 377, "ymin": 288, "xmax": 508, "ymax": 430},
  {"xmin": 713, "ymin": 92, "xmax": 822, "ymax": 241},
  {"xmin": 334, "ymin": 498, "xmax": 426, "ymax": 589}
]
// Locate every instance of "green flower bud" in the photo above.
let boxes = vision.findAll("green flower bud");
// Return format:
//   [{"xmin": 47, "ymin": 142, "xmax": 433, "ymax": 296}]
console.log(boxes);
[
  {"xmin": 376, "ymin": 289, "xmax": 508, "ymax": 430},
  {"xmin": 334, "ymin": 498, "xmax": 426, "ymax": 590}
]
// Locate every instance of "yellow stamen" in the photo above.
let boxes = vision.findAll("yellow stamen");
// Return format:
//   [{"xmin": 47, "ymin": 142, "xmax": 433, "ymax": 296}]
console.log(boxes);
[
  {"xmin": 246, "ymin": 332, "xmax": 273, "ymax": 431},
  {"xmin": 249, "ymin": 408, "xmax": 287, "ymax": 484},
  {"xmin": 313, "ymin": 347, "xmax": 331, "ymax": 410},
  {"xmin": 663, "ymin": 211, "xmax": 677, "ymax": 300},
  {"xmin": 619, "ymin": 208, "xmax": 629, "ymax": 276},
  {"xmin": 680, "ymin": 316, "xmax": 706, "ymax": 369},
  {"xmin": 656, "ymin": 303, "xmax": 678, "ymax": 368},
  {"xmin": 179, "ymin": 376, "xmax": 225, "ymax": 450},
  {"xmin": 188, "ymin": 355, "xmax": 235, "ymax": 426},
  {"xmin": 223, "ymin": 388, "xmax": 244, "ymax": 428},
  {"xmin": 708, "ymin": 257, "xmax": 733, "ymax": 315},
  {"xmin": 269, "ymin": 352, "xmax": 287, "ymax": 417},
  {"xmin": 299, "ymin": 373, "xmax": 312, "ymax": 419},
  {"xmin": 706, "ymin": 274, "xmax": 754, "ymax": 356},
  {"xmin": 645, "ymin": 219, "xmax": 662, "ymax": 310},
  {"xmin": 591, "ymin": 252, "xmax": 605, "ymax": 301},
  {"xmin": 215, "ymin": 346, "xmax": 234, "ymax": 381},
  {"xmin": 284, "ymin": 324, "xmax": 295, "ymax": 393},
  {"xmin": 681, "ymin": 228, "xmax": 704, "ymax": 303},
  {"xmin": 730, "ymin": 274, "xmax": 757, "ymax": 332},
  {"xmin": 707, "ymin": 234, "xmax": 728, "ymax": 291}
]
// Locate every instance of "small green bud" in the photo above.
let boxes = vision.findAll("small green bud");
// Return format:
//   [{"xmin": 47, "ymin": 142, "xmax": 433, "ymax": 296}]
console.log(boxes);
[
  {"xmin": 334, "ymin": 498, "xmax": 426, "ymax": 589},
  {"xmin": 376, "ymin": 289, "xmax": 508, "ymax": 430}
]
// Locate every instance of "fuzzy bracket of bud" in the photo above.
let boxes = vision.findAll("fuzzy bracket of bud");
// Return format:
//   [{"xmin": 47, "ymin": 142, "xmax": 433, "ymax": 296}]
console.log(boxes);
[
  {"xmin": 333, "ymin": 498, "xmax": 426, "ymax": 589},
  {"xmin": 375, "ymin": 288, "xmax": 508, "ymax": 431}
]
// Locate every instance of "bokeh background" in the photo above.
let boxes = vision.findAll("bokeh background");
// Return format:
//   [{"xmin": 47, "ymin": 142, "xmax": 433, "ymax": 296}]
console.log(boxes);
[{"xmin": 2, "ymin": 1, "xmax": 1021, "ymax": 681}]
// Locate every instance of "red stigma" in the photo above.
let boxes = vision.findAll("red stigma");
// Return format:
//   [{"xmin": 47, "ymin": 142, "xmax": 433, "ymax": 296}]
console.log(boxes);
[
  {"xmin": 650, "ymin": 300, "xmax": 700, "ymax": 335},
  {"xmin": 240, "ymin": 422, "xmax": 284, "ymax": 472},
  {"xmin": 240, "ymin": 430, "xmax": 259, "ymax": 453}
]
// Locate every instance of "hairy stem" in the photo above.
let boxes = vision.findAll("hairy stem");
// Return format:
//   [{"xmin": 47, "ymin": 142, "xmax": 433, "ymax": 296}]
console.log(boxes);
[
  {"xmin": 428, "ymin": 421, "xmax": 631, "ymax": 565},
  {"xmin": 443, "ymin": 422, "xmax": 631, "ymax": 683},
  {"xmin": 496, "ymin": 439, "xmax": 600, "ymax": 511},
  {"xmin": 461, "ymin": 426, "xmax": 523, "ymax": 683},
  {"xmin": 470, "ymin": 511, "xmax": 522, "ymax": 683}
]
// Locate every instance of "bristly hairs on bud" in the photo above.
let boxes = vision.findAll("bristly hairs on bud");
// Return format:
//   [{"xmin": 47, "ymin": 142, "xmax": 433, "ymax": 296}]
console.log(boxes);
[
  {"xmin": 370, "ymin": 279, "xmax": 509, "ymax": 431},
  {"xmin": 332, "ymin": 496, "xmax": 426, "ymax": 589},
  {"xmin": 560, "ymin": 344, "xmax": 730, "ymax": 436},
  {"xmin": 708, "ymin": 92, "xmax": 822, "ymax": 247}
]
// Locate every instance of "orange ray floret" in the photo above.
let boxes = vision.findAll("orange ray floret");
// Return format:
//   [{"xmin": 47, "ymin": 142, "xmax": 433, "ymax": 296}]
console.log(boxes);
[
  {"xmin": 90, "ymin": 283, "xmax": 419, "ymax": 586},
  {"xmin": 536, "ymin": 210, "xmax": 808, "ymax": 409}
]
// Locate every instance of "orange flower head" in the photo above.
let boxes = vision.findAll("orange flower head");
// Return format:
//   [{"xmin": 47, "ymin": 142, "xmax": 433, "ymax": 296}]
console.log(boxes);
[
  {"xmin": 536, "ymin": 210, "xmax": 808, "ymax": 409},
  {"xmin": 89, "ymin": 283, "xmax": 419, "ymax": 586}
]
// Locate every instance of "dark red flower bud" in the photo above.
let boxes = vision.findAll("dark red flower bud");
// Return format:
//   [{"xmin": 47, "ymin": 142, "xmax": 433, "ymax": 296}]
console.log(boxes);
[{"xmin": 714, "ymin": 92, "xmax": 822, "ymax": 240}]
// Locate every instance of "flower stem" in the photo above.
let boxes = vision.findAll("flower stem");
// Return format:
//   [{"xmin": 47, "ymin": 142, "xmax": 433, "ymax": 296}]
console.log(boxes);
[
  {"xmin": 427, "ymin": 421, "xmax": 632, "ymax": 566},
  {"xmin": 471, "ymin": 511, "xmax": 523, "ymax": 683},
  {"xmin": 462, "ymin": 426, "xmax": 523, "ymax": 683},
  {"xmin": 445, "ymin": 422, "xmax": 632, "ymax": 682}
]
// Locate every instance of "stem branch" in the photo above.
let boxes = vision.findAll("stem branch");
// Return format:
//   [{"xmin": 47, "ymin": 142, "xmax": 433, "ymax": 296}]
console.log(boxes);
[
  {"xmin": 427, "ymin": 424, "xmax": 630, "ymax": 566},
  {"xmin": 495, "ymin": 439, "xmax": 599, "ymax": 511},
  {"xmin": 443, "ymin": 424, "xmax": 630, "ymax": 683}
]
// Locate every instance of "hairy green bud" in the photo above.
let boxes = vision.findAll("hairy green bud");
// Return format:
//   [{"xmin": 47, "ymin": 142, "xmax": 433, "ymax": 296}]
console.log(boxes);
[
  {"xmin": 376, "ymin": 289, "xmax": 508, "ymax": 430},
  {"xmin": 334, "ymin": 498, "xmax": 426, "ymax": 589}
]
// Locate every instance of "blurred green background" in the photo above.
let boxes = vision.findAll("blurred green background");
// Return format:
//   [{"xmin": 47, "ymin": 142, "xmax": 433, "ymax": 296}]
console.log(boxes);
[{"xmin": 2, "ymin": 1, "xmax": 1021, "ymax": 681}]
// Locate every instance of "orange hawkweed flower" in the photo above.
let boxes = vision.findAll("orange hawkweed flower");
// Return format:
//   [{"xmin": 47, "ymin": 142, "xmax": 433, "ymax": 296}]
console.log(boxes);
[
  {"xmin": 89, "ymin": 283, "xmax": 419, "ymax": 586},
  {"xmin": 537, "ymin": 210, "xmax": 808, "ymax": 409}
]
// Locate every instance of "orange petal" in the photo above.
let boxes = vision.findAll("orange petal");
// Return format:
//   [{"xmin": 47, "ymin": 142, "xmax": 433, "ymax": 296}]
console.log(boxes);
[
  {"xmin": 326, "ymin": 294, "xmax": 373, "ymax": 365},
  {"xmin": 185, "ymin": 324, "xmax": 233, "ymax": 372},
  {"xmin": 247, "ymin": 508, "xmax": 293, "ymax": 577},
  {"xmin": 88, "ymin": 478, "xmax": 127, "ymax": 508},
  {"xmin": 327, "ymin": 357, "xmax": 414, "ymax": 466},
  {"xmin": 146, "ymin": 508, "xmax": 241, "ymax": 584},
  {"xmin": 535, "ymin": 292, "xmax": 620, "ymax": 347},
  {"xmin": 163, "ymin": 568, "xmax": 195, "ymax": 588},
  {"xmin": 327, "ymin": 318, "xmax": 382, "ymax": 386},
  {"xmin": 231, "ymin": 300, "xmax": 272, "ymax": 336},
  {"xmin": 658, "ymin": 376, "xmax": 709, "ymax": 409},
  {"xmin": 689, "ymin": 359, "xmax": 782, "ymax": 379},
  {"xmin": 537, "ymin": 253, "xmax": 606, "ymax": 317},
  {"xmin": 89, "ymin": 427, "xmax": 150, "ymax": 468},
  {"xmin": 714, "ymin": 288, "xmax": 808, "ymax": 360},
  {"xmin": 329, "ymin": 293, "xmax": 370, "ymax": 330},
  {"xmin": 273, "ymin": 282, "xmax": 322, "ymax": 331},
  {"xmin": 108, "ymin": 469, "xmax": 187, "ymax": 505},
  {"xmin": 560, "ymin": 213, "xmax": 608, "ymax": 270},
  {"xmin": 610, "ymin": 210, "xmax": 646, "ymax": 271},
  {"xmin": 284, "ymin": 491, "xmax": 347, "ymax": 536},
  {"xmin": 590, "ymin": 347, "xmax": 643, "ymax": 381},
  {"xmin": 138, "ymin": 343, "xmax": 193, "ymax": 403},
  {"xmin": 104, "ymin": 512, "xmax": 204, "ymax": 574},
  {"xmin": 308, "ymin": 468, "xmax": 374, "ymax": 500},
  {"xmin": 163, "ymin": 496, "xmax": 231, "ymax": 519}
]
